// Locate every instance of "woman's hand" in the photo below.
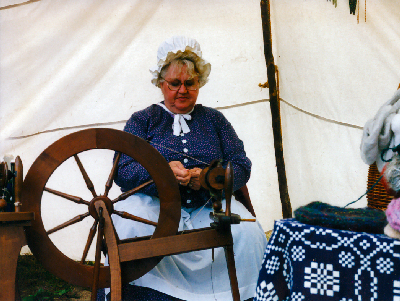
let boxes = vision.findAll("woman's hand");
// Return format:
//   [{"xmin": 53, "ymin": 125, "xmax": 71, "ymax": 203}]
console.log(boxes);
[
  {"xmin": 169, "ymin": 161, "xmax": 191, "ymax": 186},
  {"xmin": 188, "ymin": 167, "xmax": 202, "ymax": 190}
]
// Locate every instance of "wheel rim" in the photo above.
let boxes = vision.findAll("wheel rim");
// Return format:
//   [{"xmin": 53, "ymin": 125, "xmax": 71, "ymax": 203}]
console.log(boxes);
[{"xmin": 22, "ymin": 128, "xmax": 181, "ymax": 288}]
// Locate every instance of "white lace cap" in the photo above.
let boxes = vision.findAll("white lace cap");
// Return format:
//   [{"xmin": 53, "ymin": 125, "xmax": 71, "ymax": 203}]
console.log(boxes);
[{"xmin": 149, "ymin": 36, "xmax": 211, "ymax": 88}]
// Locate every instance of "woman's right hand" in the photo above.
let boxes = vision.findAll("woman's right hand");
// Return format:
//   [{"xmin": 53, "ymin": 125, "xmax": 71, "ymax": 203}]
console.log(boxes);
[{"xmin": 169, "ymin": 161, "xmax": 191, "ymax": 186}]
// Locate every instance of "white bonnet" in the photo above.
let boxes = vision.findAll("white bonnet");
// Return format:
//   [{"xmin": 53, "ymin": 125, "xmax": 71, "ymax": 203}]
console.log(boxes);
[{"xmin": 149, "ymin": 36, "xmax": 211, "ymax": 87}]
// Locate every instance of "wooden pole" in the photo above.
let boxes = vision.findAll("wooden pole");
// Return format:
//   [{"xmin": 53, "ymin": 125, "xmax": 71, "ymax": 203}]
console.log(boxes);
[{"xmin": 260, "ymin": 0, "xmax": 292, "ymax": 218}]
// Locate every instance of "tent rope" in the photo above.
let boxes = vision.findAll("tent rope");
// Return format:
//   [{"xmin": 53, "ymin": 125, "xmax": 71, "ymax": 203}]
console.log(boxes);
[
  {"xmin": 0, "ymin": 0, "xmax": 40, "ymax": 11},
  {"xmin": 7, "ymin": 98, "xmax": 364, "ymax": 140}
]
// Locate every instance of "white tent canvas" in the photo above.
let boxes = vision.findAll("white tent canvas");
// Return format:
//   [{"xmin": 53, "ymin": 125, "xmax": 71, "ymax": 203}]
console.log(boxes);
[{"xmin": 1, "ymin": 0, "xmax": 399, "ymax": 262}]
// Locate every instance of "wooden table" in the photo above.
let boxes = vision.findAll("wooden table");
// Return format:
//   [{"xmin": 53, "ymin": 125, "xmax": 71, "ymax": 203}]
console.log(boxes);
[{"xmin": 0, "ymin": 212, "xmax": 34, "ymax": 300}]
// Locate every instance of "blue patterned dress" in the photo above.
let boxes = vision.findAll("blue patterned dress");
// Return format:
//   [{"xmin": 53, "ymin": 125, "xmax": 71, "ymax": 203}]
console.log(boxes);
[
  {"xmin": 114, "ymin": 102, "xmax": 252, "ymax": 208},
  {"xmin": 105, "ymin": 103, "xmax": 267, "ymax": 301}
]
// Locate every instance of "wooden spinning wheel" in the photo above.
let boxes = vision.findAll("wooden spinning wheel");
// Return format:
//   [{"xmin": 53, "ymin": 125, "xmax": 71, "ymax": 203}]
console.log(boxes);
[
  {"xmin": 21, "ymin": 128, "xmax": 245, "ymax": 301},
  {"xmin": 21, "ymin": 128, "xmax": 181, "ymax": 289}
]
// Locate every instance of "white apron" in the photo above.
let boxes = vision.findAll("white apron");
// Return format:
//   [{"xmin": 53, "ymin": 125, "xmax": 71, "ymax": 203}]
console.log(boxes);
[{"xmin": 106, "ymin": 193, "xmax": 267, "ymax": 301}]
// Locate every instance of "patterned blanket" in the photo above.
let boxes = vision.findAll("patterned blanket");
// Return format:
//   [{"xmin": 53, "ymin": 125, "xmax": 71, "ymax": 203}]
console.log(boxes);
[{"xmin": 254, "ymin": 219, "xmax": 400, "ymax": 301}]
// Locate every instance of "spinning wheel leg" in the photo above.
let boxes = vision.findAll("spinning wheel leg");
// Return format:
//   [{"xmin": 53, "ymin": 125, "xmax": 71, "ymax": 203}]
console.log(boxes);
[
  {"xmin": 95, "ymin": 201, "xmax": 122, "ymax": 301},
  {"xmin": 224, "ymin": 244, "xmax": 240, "ymax": 301},
  {"xmin": 223, "ymin": 162, "xmax": 240, "ymax": 300},
  {"xmin": 91, "ymin": 207, "xmax": 104, "ymax": 301}
]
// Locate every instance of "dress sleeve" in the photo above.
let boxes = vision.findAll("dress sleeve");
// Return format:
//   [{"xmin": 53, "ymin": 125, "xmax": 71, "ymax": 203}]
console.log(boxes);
[
  {"xmin": 114, "ymin": 110, "xmax": 158, "ymax": 195},
  {"xmin": 212, "ymin": 110, "xmax": 252, "ymax": 192}
]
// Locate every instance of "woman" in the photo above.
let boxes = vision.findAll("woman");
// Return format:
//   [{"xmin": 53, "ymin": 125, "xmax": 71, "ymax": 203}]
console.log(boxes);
[{"xmin": 109, "ymin": 36, "xmax": 267, "ymax": 301}]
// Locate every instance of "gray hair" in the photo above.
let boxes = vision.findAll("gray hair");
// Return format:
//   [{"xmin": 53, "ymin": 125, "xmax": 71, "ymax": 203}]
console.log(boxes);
[{"xmin": 155, "ymin": 51, "xmax": 209, "ymax": 88}]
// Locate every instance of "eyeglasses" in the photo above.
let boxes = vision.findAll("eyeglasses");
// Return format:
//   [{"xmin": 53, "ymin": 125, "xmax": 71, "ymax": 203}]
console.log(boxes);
[{"xmin": 162, "ymin": 78, "xmax": 199, "ymax": 91}]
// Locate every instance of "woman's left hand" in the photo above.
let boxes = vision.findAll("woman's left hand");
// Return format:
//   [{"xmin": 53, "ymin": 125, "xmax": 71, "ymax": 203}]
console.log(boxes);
[{"xmin": 188, "ymin": 167, "xmax": 202, "ymax": 190}]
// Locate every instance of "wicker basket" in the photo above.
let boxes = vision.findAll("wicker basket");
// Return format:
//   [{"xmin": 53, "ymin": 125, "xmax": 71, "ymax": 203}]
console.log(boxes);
[{"xmin": 367, "ymin": 163, "xmax": 393, "ymax": 210}]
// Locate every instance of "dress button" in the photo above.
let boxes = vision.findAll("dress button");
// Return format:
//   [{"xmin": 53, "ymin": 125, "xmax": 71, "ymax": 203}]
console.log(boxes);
[
  {"xmin": 182, "ymin": 140, "xmax": 187, "ymax": 143},
  {"xmin": 187, "ymin": 199, "xmax": 191, "ymax": 203},
  {"xmin": 184, "ymin": 158, "xmax": 188, "ymax": 163},
  {"xmin": 183, "ymin": 148, "xmax": 188, "ymax": 153}
]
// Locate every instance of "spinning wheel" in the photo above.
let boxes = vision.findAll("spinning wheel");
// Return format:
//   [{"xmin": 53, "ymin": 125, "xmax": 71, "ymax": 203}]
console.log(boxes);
[
  {"xmin": 21, "ymin": 128, "xmax": 181, "ymax": 289},
  {"xmin": 21, "ymin": 128, "xmax": 246, "ymax": 301}
]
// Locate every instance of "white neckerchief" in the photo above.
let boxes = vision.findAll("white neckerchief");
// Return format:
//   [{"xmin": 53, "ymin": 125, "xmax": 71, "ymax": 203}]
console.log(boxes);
[{"xmin": 157, "ymin": 103, "xmax": 194, "ymax": 136}]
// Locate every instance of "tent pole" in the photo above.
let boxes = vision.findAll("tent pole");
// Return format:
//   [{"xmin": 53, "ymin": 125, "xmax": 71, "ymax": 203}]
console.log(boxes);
[{"xmin": 260, "ymin": 0, "xmax": 292, "ymax": 218}]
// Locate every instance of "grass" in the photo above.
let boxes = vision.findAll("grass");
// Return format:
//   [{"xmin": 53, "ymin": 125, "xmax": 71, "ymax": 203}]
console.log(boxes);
[{"xmin": 17, "ymin": 254, "xmax": 91, "ymax": 300}]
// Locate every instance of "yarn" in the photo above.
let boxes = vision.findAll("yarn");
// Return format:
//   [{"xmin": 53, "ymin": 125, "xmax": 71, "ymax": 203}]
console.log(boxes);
[
  {"xmin": 294, "ymin": 201, "xmax": 386, "ymax": 234},
  {"xmin": 382, "ymin": 154, "xmax": 400, "ymax": 195},
  {"xmin": 386, "ymin": 198, "xmax": 400, "ymax": 232}
]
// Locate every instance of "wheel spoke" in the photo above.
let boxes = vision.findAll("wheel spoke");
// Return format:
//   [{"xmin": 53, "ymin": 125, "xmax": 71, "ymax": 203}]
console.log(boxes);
[
  {"xmin": 44, "ymin": 187, "xmax": 90, "ymax": 206},
  {"xmin": 46, "ymin": 212, "xmax": 90, "ymax": 235},
  {"xmin": 104, "ymin": 152, "xmax": 121, "ymax": 197},
  {"xmin": 74, "ymin": 154, "xmax": 97, "ymax": 197},
  {"xmin": 114, "ymin": 210, "xmax": 157, "ymax": 227},
  {"xmin": 80, "ymin": 219, "xmax": 98, "ymax": 264},
  {"xmin": 112, "ymin": 179, "xmax": 153, "ymax": 204}
]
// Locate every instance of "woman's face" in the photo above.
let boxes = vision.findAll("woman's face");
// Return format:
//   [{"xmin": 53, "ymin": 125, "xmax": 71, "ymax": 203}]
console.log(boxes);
[{"xmin": 160, "ymin": 64, "xmax": 199, "ymax": 114}]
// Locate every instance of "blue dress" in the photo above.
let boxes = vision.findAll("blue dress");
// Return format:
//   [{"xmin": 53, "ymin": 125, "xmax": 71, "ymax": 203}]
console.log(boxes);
[
  {"xmin": 106, "ymin": 103, "xmax": 267, "ymax": 301},
  {"xmin": 115, "ymin": 103, "xmax": 252, "ymax": 208}
]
